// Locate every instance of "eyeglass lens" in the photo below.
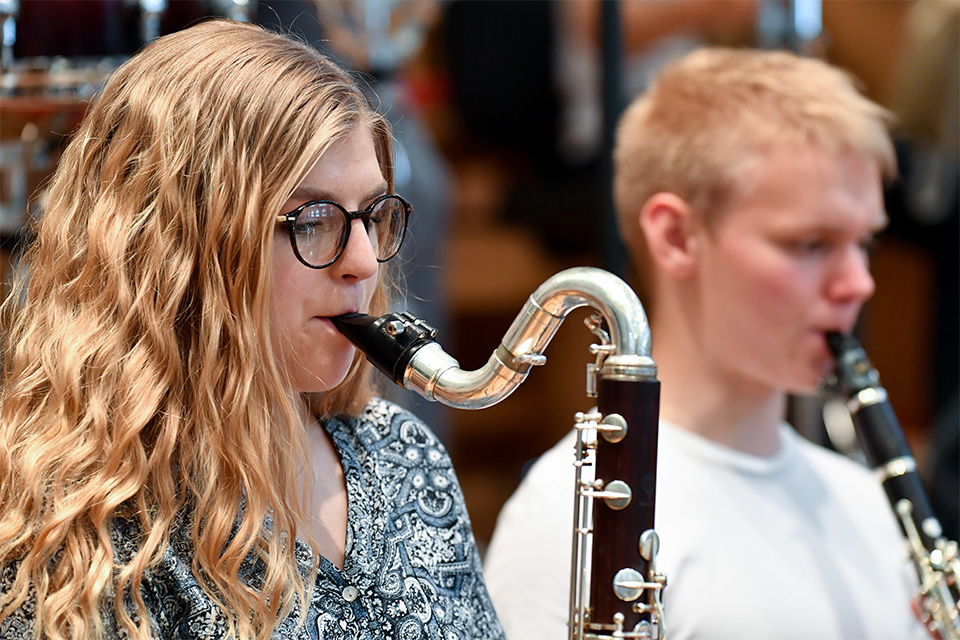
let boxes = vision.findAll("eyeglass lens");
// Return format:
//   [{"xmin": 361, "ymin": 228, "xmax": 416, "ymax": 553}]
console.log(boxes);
[{"xmin": 293, "ymin": 196, "xmax": 406, "ymax": 268}]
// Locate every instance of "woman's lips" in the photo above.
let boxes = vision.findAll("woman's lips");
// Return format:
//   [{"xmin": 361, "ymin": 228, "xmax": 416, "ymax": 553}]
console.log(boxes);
[{"xmin": 316, "ymin": 312, "xmax": 361, "ymax": 334}]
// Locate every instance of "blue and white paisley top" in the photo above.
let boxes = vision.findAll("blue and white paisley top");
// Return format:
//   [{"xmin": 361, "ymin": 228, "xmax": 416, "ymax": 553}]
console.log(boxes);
[{"xmin": 1, "ymin": 398, "xmax": 505, "ymax": 639}]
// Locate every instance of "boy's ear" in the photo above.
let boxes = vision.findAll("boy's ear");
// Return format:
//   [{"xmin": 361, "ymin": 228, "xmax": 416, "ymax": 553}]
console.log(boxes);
[{"xmin": 638, "ymin": 193, "xmax": 700, "ymax": 279}]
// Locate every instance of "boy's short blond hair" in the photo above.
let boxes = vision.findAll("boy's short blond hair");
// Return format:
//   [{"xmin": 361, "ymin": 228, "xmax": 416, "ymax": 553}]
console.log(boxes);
[{"xmin": 613, "ymin": 47, "xmax": 896, "ymax": 261}]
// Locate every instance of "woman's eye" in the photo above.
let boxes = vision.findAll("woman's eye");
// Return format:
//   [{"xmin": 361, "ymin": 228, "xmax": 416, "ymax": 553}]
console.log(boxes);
[
  {"xmin": 296, "ymin": 207, "xmax": 339, "ymax": 235},
  {"xmin": 293, "ymin": 222, "xmax": 319, "ymax": 236}
]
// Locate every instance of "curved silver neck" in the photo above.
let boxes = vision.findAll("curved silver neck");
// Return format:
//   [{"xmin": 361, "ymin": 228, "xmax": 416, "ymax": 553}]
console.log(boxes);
[{"xmin": 405, "ymin": 267, "xmax": 655, "ymax": 409}]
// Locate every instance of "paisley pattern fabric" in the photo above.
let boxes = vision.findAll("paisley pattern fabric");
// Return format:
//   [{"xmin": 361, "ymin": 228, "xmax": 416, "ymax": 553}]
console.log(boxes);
[{"xmin": 1, "ymin": 399, "xmax": 505, "ymax": 639}]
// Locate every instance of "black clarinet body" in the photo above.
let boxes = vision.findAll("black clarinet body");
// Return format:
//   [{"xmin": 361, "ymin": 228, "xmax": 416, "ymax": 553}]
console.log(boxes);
[{"xmin": 827, "ymin": 332, "xmax": 959, "ymax": 639}]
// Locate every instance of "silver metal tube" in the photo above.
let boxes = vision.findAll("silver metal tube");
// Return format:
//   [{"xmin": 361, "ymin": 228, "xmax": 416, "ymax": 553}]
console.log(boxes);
[{"xmin": 405, "ymin": 266, "xmax": 654, "ymax": 409}]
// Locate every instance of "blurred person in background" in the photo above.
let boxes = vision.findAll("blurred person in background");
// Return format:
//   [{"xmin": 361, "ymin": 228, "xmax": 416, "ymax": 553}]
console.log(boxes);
[{"xmin": 484, "ymin": 47, "xmax": 928, "ymax": 640}]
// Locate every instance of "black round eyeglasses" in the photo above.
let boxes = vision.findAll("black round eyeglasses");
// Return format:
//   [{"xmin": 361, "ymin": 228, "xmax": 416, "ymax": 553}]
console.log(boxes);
[{"xmin": 276, "ymin": 194, "xmax": 412, "ymax": 269}]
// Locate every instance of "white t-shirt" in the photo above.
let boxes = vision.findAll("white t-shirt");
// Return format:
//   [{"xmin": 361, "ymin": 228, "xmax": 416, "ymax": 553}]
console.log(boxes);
[{"xmin": 484, "ymin": 421, "xmax": 927, "ymax": 640}]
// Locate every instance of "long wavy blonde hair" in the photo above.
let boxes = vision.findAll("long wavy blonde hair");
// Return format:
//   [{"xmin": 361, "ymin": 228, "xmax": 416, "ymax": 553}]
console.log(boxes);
[{"xmin": 0, "ymin": 19, "xmax": 394, "ymax": 640}]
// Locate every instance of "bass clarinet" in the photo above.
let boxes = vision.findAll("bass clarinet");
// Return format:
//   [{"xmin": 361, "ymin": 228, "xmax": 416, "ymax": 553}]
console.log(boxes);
[
  {"xmin": 332, "ymin": 267, "xmax": 666, "ymax": 640},
  {"xmin": 826, "ymin": 332, "xmax": 959, "ymax": 639}
]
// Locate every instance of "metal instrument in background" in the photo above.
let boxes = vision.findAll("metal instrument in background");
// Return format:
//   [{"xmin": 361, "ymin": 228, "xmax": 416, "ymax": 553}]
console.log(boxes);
[
  {"xmin": 0, "ymin": 0, "xmax": 254, "ymax": 240},
  {"xmin": 332, "ymin": 267, "xmax": 666, "ymax": 639},
  {"xmin": 826, "ymin": 332, "xmax": 959, "ymax": 640}
]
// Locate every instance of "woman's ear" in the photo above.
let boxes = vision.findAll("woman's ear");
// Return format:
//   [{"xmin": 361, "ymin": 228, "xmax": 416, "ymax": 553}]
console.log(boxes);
[{"xmin": 638, "ymin": 192, "xmax": 700, "ymax": 279}]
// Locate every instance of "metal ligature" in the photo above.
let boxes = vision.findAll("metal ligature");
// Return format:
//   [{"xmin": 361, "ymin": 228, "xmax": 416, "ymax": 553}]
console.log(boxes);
[
  {"xmin": 332, "ymin": 267, "xmax": 666, "ymax": 639},
  {"xmin": 826, "ymin": 332, "xmax": 959, "ymax": 640}
]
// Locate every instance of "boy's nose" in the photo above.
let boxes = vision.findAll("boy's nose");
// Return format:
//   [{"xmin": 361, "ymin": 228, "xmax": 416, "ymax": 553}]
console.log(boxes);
[{"xmin": 827, "ymin": 245, "xmax": 875, "ymax": 305}]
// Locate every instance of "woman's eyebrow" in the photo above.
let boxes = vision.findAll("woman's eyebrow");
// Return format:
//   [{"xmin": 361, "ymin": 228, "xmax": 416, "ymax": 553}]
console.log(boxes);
[
  {"xmin": 362, "ymin": 182, "xmax": 390, "ymax": 203},
  {"xmin": 289, "ymin": 182, "xmax": 389, "ymax": 205},
  {"xmin": 289, "ymin": 186, "xmax": 330, "ymax": 203}
]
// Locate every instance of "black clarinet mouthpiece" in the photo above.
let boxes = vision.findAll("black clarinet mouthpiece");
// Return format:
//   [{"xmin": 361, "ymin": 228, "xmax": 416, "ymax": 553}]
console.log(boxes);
[
  {"xmin": 330, "ymin": 311, "xmax": 439, "ymax": 387},
  {"xmin": 825, "ymin": 331, "xmax": 881, "ymax": 396}
]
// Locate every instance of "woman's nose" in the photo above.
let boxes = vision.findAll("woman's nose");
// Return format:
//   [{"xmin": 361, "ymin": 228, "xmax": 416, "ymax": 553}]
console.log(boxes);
[{"xmin": 333, "ymin": 219, "xmax": 379, "ymax": 281}]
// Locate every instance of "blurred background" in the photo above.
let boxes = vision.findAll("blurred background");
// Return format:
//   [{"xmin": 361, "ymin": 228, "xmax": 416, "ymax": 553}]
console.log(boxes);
[{"xmin": 1, "ymin": 0, "xmax": 957, "ymax": 550}]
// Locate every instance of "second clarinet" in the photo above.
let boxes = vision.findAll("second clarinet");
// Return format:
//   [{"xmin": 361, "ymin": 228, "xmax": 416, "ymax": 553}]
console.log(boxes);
[{"xmin": 827, "ymin": 333, "xmax": 959, "ymax": 639}]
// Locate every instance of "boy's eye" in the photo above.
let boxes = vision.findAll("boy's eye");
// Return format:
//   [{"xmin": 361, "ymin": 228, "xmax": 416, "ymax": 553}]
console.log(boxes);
[
  {"xmin": 782, "ymin": 234, "xmax": 877, "ymax": 258},
  {"xmin": 785, "ymin": 239, "xmax": 828, "ymax": 255}
]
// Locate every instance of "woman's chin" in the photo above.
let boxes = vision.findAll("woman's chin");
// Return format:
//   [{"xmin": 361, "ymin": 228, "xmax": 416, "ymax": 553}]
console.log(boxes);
[
  {"xmin": 318, "ymin": 367, "xmax": 353, "ymax": 393},
  {"xmin": 291, "ymin": 353, "xmax": 357, "ymax": 394}
]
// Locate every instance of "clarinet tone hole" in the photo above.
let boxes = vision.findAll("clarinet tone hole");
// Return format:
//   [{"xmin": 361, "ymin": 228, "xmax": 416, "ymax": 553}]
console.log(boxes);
[
  {"xmin": 603, "ymin": 480, "xmax": 632, "ymax": 510},
  {"xmin": 599, "ymin": 413, "xmax": 628, "ymax": 443},
  {"xmin": 639, "ymin": 529, "xmax": 660, "ymax": 562},
  {"xmin": 613, "ymin": 568, "xmax": 644, "ymax": 602}
]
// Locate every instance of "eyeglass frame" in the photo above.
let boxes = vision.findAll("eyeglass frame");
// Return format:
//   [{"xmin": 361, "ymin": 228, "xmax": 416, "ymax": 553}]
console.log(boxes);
[{"xmin": 275, "ymin": 193, "xmax": 412, "ymax": 270}]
